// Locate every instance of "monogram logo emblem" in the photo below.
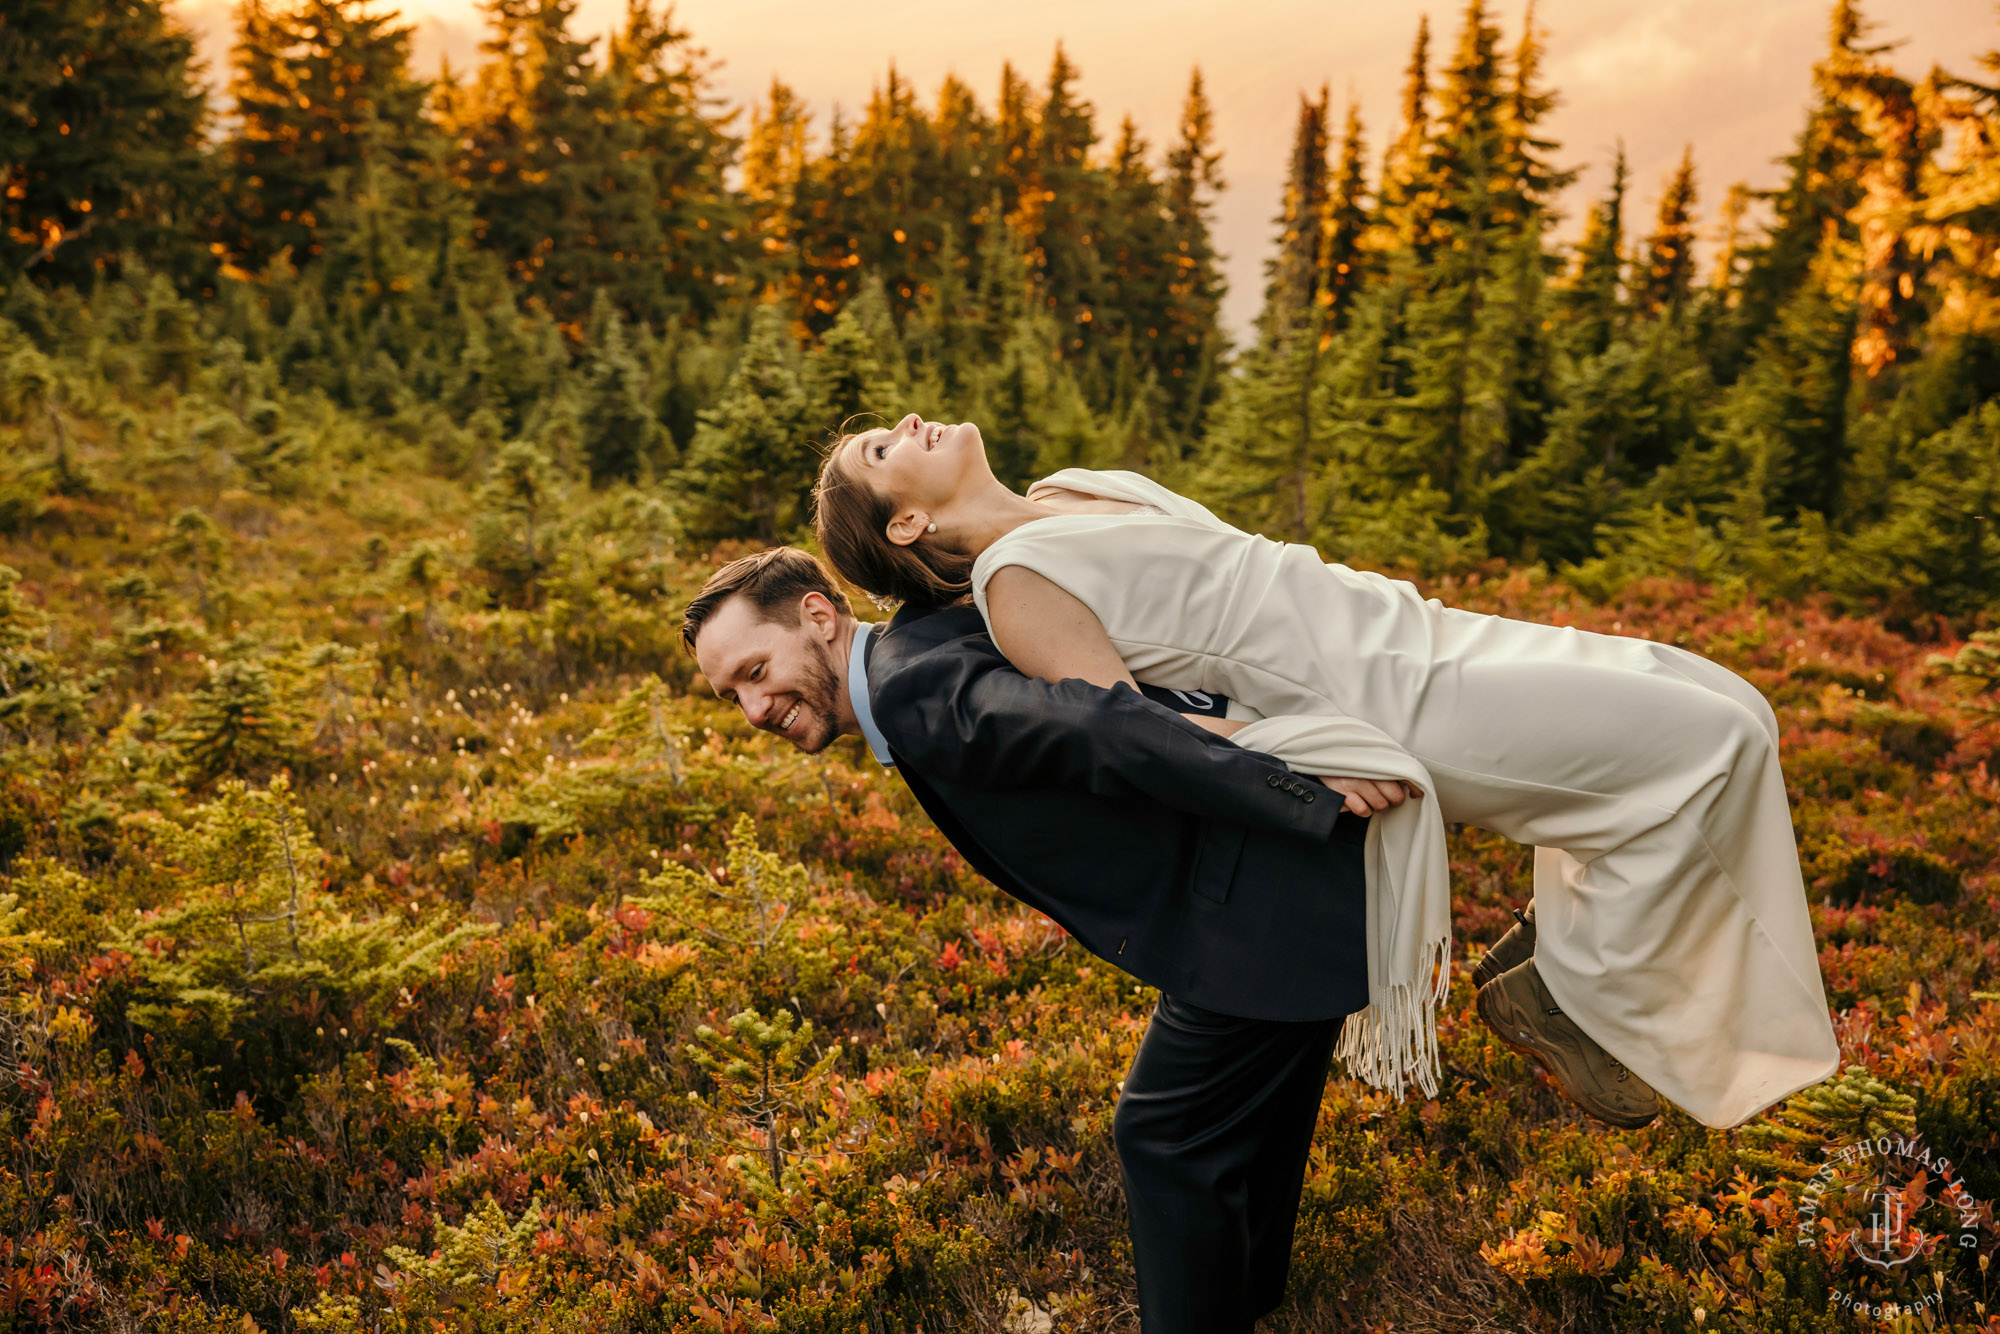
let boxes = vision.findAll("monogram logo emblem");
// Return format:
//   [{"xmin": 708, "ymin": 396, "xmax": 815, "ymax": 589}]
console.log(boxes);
[{"xmin": 1851, "ymin": 1183, "xmax": 1921, "ymax": 1270}]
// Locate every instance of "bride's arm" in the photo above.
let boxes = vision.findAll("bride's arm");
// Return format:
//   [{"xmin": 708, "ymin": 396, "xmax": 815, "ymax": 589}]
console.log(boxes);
[
  {"xmin": 987, "ymin": 564, "xmax": 1420, "ymax": 817},
  {"xmin": 984, "ymin": 565, "xmax": 1135, "ymax": 691},
  {"xmin": 986, "ymin": 566, "xmax": 1235, "ymax": 740}
]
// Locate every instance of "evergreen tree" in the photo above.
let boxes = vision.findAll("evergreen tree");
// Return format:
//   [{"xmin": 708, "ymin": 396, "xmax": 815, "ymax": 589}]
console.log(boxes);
[
  {"xmin": 0, "ymin": 563, "xmax": 87, "ymax": 743},
  {"xmin": 1377, "ymin": 15, "xmax": 1436, "ymax": 254},
  {"xmin": 221, "ymin": 0, "xmax": 433, "ymax": 273},
  {"xmin": 473, "ymin": 439, "xmax": 562, "ymax": 606},
  {"xmin": 995, "ymin": 62, "xmax": 1037, "ymax": 216},
  {"xmin": 1820, "ymin": 2, "xmax": 1931, "ymax": 378},
  {"xmin": 1715, "ymin": 281, "xmax": 1854, "ymax": 522},
  {"xmin": 1561, "ymin": 145, "xmax": 1628, "ymax": 359},
  {"xmin": 1496, "ymin": 0, "xmax": 1573, "ymax": 225},
  {"xmin": 849, "ymin": 66, "xmax": 949, "ymax": 320},
  {"xmin": 1709, "ymin": 180, "xmax": 1752, "ymax": 294},
  {"xmin": 1838, "ymin": 402, "xmax": 2000, "ymax": 623},
  {"xmin": 579, "ymin": 290, "xmax": 673, "ymax": 485},
  {"xmin": 804, "ymin": 305, "xmax": 892, "ymax": 439},
  {"xmin": 1014, "ymin": 46, "xmax": 1103, "ymax": 359},
  {"xmin": 673, "ymin": 305, "xmax": 817, "ymax": 544},
  {"xmin": 1721, "ymin": 0, "xmax": 1874, "ymax": 371},
  {"xmin": 604, "ymin": 0, "xmax": 745, "ymax": 317},
  {"xmin": 1909, "ymin": 37, "xmax": 2000, "ymax": 341},
  {"xmin": 1323, "ymin": 102, "xmax": 1372, "ymax": 327},
  {"xmin": 1489, "ymin": 319, "xmax": 1711, "ymax": 563},
  {"xmin": 902, "ymin": 225, "xmax": 981, "ymax": 404},
  {"xmin": 1, "ymin": 0, "xmax": 212, "ymax": 284},
  {"xmin": 1095, "ymin": 117, "xmax": 1177, "ymax": 376},
  {"xmin": 1428, "ymin": 0, "xmax": 1508, "ymax": 247},
  {"xmin": 443, "ymin": 0, "xmax": 738, "ymax": 324},
  {"xmin": 742, "ymin": 77, "xmax": 810, "ymax": 301},
  {"xmin": 1385, "ymin": 0, "xmax": 1521, "ymax": 510},
  {"xmin": 173, "ymin": 652, "xmax": 301, "ymax": 786},
  {"xmin": 1, "ymin": 346, "xmax": 86, "ymax": 496},
  {"xmin": 934, "ymin": 73, "xmax": 997, "ymax": 194},
  {"xmin": 1197, "ymin": 332, "xmax": 1325, "ymax": 542},
  {"xmin": 1261, "ymin": 89, "xmax": 1333, "ymax": 344},
  {"xmin": 1637, "ymin": 147, "xmax": 1698, "ymax": 319},
  {"xmin": 1159, "ymin": 68, "xmax": 1228, "ymax": 435},
  {"xmin": 166, "ymin": 508, "xmax": 231, "ymax": 623}
]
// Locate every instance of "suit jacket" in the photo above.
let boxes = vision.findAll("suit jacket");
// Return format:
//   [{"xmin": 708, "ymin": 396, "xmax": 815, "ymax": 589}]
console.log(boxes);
[{"xmin": 865, "ymin": 604, "xmax": 1370, "ymax": 1022}]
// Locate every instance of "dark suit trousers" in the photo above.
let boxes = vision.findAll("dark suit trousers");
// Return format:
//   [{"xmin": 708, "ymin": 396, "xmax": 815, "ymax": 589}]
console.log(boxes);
[{"xmin": 1112, "ymin": 994, "xmax": 1344, "ymax": 1333}]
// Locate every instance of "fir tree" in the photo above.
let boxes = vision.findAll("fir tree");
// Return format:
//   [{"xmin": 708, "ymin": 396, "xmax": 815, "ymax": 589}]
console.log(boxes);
[
  {"xmin": 687, "ymin": 1007, "xmax": 840, "ymax": 1190},
  {"xmin": 0, "ymin": 563, "xmax": 86, "ymax": 744},
  {"xmin": 1496, "ymin": 0, "xmax": 1574, "ymax": 225},
  {"xmin": 473, "ymin": 439, "xmax": 562, "ymax": 606},
  {"xmin": 221, "ymin": 0, "xmax": 433, "ymax": 273},
  {"xmin": 995, "ymin": 62, "xmax": 1037, "ymax": 215},
  {"xmin": 673, "ymin": 305, "xmax": 816, "ymax": 544},
  {"xmin": 742, "ymin": 79, "xmax": 810, "ymax": 303},
  {"xmin": 1709, "ymin": 180, "xmax": 1752, "ymax": 294},
  {"xmin": 1323, "ymin": 103, "xmax": 1372, "ymax": 327},
  {"xmin": 166, "ymin": 508, "xmax": 230, "ymax": 623},
  {"xmin": 1, "ymin": 0, "xmax": 213, "ymax": 284},
  {"xmin": 1261, "ymin": 88, "xmax": 1333, "ymax": 345},
  {"xmin": 579, "ymin": 290, "xmax": 673, "ymax": 486},
  {"xmin": 849, "ymin": 65, "xmax": 948, "ymax": 320},
  {"xmin": 1820, "ymin": 2, "xmax": 1930, "ymax": 378},
  {"xmin": 443, "ymin": 0, "xmax": 737, "ymax": 323},
  {"xmin": 1161, "ymin": 68, "xmax": 1228, "ymax": 434},
  {"xmin": 1637, "ymin": 147, "xmax": 1698, "ymax": 319},
  {"xmin": 804, "ymin": 305, "xmax": 892, "ymax": 439},
  {"xmin": 172, "ymin": 653, "xmax": 301, "ymax": 786},
  {"xmin": 1716, "ymin": 281, "xmax": 1854, "ymax": 522},
  {"xmin": 1015, "ymin": 45, "xmax": 1103, "ymax": 358},
  {"xmin": 1721, "ymin": 0, "xmax": 1874, "ymax": 371},
  {"xmin": 1377, "ymin": 15, "xmax": 1435, "ymax": 254},
  {"xmin": 1561, "ymin": 144, "xmax": 1628, "ymax": 359}
]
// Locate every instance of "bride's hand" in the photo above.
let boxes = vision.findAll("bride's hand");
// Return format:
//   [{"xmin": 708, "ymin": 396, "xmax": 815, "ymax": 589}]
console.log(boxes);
[{"xmin": 1315, "ymin": 775, "xmax": 1424, "ymax": 817}]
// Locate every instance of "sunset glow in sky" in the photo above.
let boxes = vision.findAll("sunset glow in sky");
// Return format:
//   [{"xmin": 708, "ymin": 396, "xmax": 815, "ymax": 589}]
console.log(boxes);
[{"xmin": 173, "ymin": 0, "xmax": 1987, "ymax": 336}]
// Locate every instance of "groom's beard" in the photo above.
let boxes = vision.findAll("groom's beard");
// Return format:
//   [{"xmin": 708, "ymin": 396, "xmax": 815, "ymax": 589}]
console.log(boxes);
[{"xmin": 768, "ymin": 640, "xmax": 843, "ymax": 754}]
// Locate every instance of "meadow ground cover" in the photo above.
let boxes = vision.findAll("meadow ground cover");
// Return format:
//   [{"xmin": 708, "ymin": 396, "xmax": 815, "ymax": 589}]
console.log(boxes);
[{"xmin": 1, "ymin": 395, "xmax": 1997, "ymax": 1333}]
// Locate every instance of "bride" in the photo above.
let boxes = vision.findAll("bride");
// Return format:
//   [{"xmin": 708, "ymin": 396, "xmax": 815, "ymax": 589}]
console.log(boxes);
[{"xmin": 811, "ymin": 412, "xmax": 1839, "ymax": 1131}]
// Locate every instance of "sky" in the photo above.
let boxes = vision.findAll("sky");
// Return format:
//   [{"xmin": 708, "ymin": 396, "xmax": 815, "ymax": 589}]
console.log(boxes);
[{"xmin": 171, "ymin": 0, "xmax": 1988, "ymax": 338}]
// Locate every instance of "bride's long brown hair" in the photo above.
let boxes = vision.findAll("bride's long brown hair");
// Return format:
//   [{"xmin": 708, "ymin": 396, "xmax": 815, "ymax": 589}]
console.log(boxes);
[{"xmin": 812, "ymin": 426, "xmax": 975, "ymax": 609}]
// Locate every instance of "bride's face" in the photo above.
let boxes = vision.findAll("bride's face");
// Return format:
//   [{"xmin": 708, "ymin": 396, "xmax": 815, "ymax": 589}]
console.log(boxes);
[{"xmin": 841, "ymin": 413, "xmax": 987, "ymax": 524}]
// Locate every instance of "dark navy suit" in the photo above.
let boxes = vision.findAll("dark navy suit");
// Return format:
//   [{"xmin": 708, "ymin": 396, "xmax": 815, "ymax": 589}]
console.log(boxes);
[{"xmin": 864, "ymin": 605, "xmax": 1370, "ymax": 1331}]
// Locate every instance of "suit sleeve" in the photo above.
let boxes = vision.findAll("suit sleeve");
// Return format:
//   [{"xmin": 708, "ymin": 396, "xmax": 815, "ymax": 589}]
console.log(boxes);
[{"xmin": 871, "ymin": 638, "xmax": 1339, "ymax": 841}]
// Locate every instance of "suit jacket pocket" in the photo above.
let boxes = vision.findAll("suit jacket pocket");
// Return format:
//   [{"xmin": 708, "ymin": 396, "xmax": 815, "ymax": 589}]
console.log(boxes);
[{"xmin": 1189, "ymin": 820, "xmax": 1249, "ymax": 904}]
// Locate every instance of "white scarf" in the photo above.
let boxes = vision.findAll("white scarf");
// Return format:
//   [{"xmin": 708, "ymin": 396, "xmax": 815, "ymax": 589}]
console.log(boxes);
[{"xmin": 1231, "ymin": 716, "xmax": 1451, "ymax": 1099}]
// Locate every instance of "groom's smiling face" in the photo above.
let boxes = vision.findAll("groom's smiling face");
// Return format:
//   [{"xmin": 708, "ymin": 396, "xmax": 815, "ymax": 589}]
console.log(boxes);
[{"xmin": 693, "ymin": 592, "xmax": 851, "ymax": 754}]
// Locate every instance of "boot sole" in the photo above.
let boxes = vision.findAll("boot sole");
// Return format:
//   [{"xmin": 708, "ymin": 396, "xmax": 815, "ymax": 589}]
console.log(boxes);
[{"xmin": 1475, "ymin": 979, "xmax": 1660, "ymax": 1130}]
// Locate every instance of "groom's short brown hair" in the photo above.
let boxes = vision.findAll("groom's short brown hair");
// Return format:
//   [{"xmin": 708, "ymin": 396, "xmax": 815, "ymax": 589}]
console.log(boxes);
[{"xmin": 680, "ymin": 547, "xmax": 853, "ymax": 654}]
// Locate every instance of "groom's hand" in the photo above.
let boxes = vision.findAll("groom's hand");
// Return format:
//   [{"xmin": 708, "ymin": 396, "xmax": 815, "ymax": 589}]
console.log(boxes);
[{"xmin": 1315, "ymin": 775, "xmax": 1424, "ymax": 817}]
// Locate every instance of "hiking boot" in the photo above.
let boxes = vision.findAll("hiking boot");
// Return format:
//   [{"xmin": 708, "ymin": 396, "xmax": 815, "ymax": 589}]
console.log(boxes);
[
  {"xmin": 1476, "ymin": 958, "xmax": 1661, "ymax": 1129},
  {"xmin": 1471, "ymin": 900, "xmax": 1536, "ymax": 989}
]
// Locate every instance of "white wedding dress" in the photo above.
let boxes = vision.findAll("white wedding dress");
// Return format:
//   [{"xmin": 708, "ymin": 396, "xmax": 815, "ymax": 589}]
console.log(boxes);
[{"xmin": 971, "ymin": 468, "xmax": 1839, "ymax": 1129}]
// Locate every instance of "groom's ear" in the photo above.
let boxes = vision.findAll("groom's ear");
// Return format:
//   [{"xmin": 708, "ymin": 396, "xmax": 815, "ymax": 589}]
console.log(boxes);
[
  {"xmin": 884, "ymin": 511, "xmax": 929, "ymax": 547},
  {"xmin": 799, "ymin": 591, "xmax": 841, "ymax": 640}
]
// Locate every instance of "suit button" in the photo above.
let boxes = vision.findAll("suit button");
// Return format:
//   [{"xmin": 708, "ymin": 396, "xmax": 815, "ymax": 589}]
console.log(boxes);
[
  {"xmin": 1267, "ymin": 774, "xmax": 1282, "ymax": 787},
  {"xmin": 1303, "ymin": 791, "xmax": 1315, "ymax": 803}
]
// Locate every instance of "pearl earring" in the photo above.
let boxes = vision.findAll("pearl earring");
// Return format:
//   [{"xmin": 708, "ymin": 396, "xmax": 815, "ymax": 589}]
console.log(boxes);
[{"xmin": 926, "ymin": 522, "xmax": 937, "ymax": 533}]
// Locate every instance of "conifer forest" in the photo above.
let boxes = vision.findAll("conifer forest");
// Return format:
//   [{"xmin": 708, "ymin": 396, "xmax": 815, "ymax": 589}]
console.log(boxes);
[{"xmin": 3, "ymin": 0, "xmax": 2000, "ymax": 1326}]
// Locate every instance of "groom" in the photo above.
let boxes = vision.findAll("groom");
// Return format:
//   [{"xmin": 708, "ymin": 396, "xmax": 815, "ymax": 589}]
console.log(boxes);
[{"xmin": 682, "ymin": 547, "xmax": 1372, "ymax": 1333}]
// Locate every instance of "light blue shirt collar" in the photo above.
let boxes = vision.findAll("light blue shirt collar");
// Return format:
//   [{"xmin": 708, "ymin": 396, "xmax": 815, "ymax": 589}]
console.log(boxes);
[{"xmin": 847, "ymin": 621, "xmax": 895, "ymax": 768}]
